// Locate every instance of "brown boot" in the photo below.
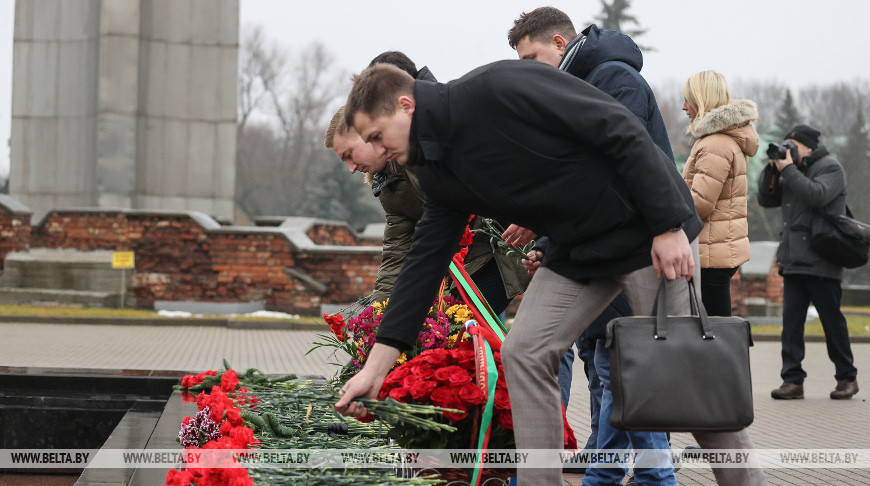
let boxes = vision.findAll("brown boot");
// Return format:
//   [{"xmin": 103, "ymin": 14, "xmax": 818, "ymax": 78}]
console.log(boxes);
[
  {"xmin": 771, "ymin": 382, "xmax": 804, "ymax": 399},
  {"xmin": 830, "ymin": 379, "xmax": 859, "ymax": 400}
]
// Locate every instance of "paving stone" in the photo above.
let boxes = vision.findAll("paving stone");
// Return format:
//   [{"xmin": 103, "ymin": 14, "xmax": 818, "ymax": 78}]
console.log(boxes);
[{"xmin": 2, "ymin": 323, "xmax": 868, "ymax": 484}]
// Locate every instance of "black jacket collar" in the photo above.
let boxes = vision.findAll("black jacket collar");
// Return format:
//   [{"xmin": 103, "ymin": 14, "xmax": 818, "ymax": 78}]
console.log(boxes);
[
  {"xmin": 412, "ymin": 80, "xmax": 451, "ymax": 162},
  {"xmin": 801, "ymin": 145, "xmax": 829, "ymax": 171}
]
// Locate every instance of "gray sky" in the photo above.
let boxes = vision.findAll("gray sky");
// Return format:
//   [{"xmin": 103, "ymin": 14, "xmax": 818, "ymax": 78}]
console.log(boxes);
[{"xmin": 2, "ymin": 0, "xmax": 870, "ymax": 178}]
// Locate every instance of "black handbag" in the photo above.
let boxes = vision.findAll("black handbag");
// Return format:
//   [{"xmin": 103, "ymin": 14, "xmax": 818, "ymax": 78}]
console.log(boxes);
[
  {"xmin": 606, "ymin": 277, "xmax": 754, "ymax": 432},
  {"xmin": 810, "ymin": 206, "xmax": 870, "ymax": 269}
]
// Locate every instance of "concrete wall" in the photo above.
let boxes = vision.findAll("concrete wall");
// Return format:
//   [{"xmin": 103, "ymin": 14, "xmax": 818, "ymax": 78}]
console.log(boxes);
[
  {"xmin": 10, "ymin": 0, "xmax": 101, "ymax": 216},
  {"xmin": 10, "ymin": 0, "xmax": 238, "ymax": 222}
]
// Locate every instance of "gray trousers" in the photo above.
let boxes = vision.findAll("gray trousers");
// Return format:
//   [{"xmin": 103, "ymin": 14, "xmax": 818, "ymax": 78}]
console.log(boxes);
[{"xmin": 502, "ymin": 242, "xmax": 767, "ymax": 485}]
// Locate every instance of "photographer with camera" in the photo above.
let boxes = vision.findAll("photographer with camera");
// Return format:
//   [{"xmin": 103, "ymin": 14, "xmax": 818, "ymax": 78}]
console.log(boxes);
[{"xmin": 758, "ymin": 124, "xmax": 859, "ymax": 400}]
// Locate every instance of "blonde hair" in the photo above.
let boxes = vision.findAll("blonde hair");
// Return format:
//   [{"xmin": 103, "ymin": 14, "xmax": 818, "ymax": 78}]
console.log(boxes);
[
  {"xmin": 682, "ymin": 71, "xmax": 730, "ymax": 132},
  {"xmin": 324, "ymin": 106, "xmax": 349, "ymax": 149}
]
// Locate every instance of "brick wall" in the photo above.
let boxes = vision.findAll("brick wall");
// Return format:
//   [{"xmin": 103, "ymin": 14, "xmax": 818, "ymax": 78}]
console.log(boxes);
[
  {"xmin": 26, "ymin": 211, "xmax": 382, "ymax": 315},
  {"xmin": 0, "ymin": 198, "xmax": 789, "ymax": 316},
  {"xmin": 0, "ymin": 196, "xmax": 32, "ymax": 269},
  {"xmin": 732, "ymin": 265, "xmax": 784, "ymax": 316},
  {"xmin": 0, "ymin": 212, "xmax": 30, "ymax": 269}
]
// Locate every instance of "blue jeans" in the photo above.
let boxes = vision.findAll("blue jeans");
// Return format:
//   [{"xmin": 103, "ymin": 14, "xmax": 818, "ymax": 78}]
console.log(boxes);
[
  {"xmin": 582, "ymin": 340, "xmax": 676, "ymax": 486},
  {"xmin": 558, "ymin": 337, "xmax": 601, "ymax": 450}
]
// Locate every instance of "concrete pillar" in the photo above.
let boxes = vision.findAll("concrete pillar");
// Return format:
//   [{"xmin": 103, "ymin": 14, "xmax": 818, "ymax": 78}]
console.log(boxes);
[{"xmin": 10, "ymin": 0, "xmax": 239, "ymax": 222}]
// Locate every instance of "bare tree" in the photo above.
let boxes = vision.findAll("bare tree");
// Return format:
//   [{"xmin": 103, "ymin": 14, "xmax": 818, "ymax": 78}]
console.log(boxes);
[
  {"xmin": 266, "ymin": 41, "xmax": 348, "ymax": 208},
  {"xmin": 234, "ymin": 26, "xmax": 383, "ymax": 228},
  {"xmin": 730, "ymin": 79, "xmax": 788, "ymax": 135},
  {"xmin": 798, "ymin": 83, "xmax": 860, "ymax": 136},
  {"xmin": 235, "ymin": 124, "xmax": 286, "ymax": 217},
  {"xmin": 652, "ymin": 82, "xmax": 691, "ymax": 165},
  {"xmin": 237, "ymin": 25, "xmax": 287, "ymax": 134}
]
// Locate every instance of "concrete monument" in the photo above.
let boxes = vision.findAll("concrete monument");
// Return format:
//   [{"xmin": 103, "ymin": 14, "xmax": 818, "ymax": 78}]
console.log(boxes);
[{"xmin": 10, "ymin": 0, "xmax": 239, "ymax": 221}]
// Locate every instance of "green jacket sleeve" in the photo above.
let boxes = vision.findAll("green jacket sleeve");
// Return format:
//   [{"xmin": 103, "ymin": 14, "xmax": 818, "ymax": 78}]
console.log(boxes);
[
  {"xmin": 370, "ymin": 176, "xmax": 425, "ymax": 304},
  {"xmin": 371, "ymin": 211, "xmax": 417, "ymax": 304}
]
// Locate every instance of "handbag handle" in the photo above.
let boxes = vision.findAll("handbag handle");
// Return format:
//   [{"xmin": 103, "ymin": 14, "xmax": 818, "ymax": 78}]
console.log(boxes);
[{"xmin": 651, "ymin": 275, "xmax": 716, "ymax": 341}]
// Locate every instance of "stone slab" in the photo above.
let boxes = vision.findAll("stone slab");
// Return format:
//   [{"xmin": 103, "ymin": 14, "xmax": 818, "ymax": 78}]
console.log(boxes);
[{"xmin": 154, "ymin": 300, "xmax": 266, "ymax": 315}]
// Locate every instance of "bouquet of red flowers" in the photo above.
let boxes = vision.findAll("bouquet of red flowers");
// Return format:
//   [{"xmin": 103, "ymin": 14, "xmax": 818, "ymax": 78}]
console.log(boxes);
[
  {"xmin": 315, "ymin": 296, "xmax": 476, "ymax": 379},
  {"xmin": 376, "ymin": 340, "xmax": 577, "ymax": 452}
]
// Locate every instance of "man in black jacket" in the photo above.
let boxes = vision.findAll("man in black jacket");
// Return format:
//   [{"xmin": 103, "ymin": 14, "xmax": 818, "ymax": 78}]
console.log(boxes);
[
  {"xmin": 759, "ymin": 125, "xmax": 859, "ymax": 400},
  {"xmin": 325, "ymin": 51, "xmax": 530, "ymax": 316},
  {"xmin": 508, "ymin": 8, "xmax": 678, "ymax": 484},
  {"xmin": 335, "ymin": 61, "xmax": 764, "ymax": 486}
]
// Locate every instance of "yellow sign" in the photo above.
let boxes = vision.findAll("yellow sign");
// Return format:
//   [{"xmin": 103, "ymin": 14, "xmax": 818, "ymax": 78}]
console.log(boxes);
[{"xmin": 112, "ymin": 251, "xmax": 135, "ymax": 269}]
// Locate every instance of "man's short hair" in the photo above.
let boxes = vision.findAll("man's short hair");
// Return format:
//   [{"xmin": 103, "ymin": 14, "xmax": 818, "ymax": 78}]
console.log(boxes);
[
  {"xmin": 324, "ymin": 106, "xmax": 348, "ymax": 149},
  {"xmin": 368, "ymin": 51, "xmax": 418, "ymax": 78},
  {"xmin": 508, "ymin": 7, "xmax": 576, "ymax": 49},
  {"xmin": 344, "ymin": 64, "xmax": 415, "ymax": 128}
]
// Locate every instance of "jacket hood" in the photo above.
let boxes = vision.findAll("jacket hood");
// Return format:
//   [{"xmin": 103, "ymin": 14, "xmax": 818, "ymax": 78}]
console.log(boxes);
[
  {"xmin": 416, "ymin": 66, "xmax": 436, "ymax": 82},
  {"xmin": 690, "ymin": 99, "xmax": 760, "ymax": 154},
  {"xmin": 559, "ymin": 24, "xmax": 642, "ymax": 79}
]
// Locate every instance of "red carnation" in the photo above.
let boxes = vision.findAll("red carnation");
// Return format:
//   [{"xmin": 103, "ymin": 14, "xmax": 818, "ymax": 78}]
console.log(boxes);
[
  {"xmin": 356, "ymin": 413, "xmax": 375, "ymax": 423},
  {"xmin": 220, "ymin": 369, "xmax": 239, "ymax": 392},
  {"xmin": 195, "ymin": 391, "xmax": 208, "ymax": 409},
  {"xmin": 229, "ymin": 426, "xmax": 256, "ymax": 449},
  {"xmin": 458, "ymin": 383, "xmax": 485, "ymax": 406},
  {"xmin": 220, "ymin": 419, "xmax": 234, "ymax": 437},
  {"xmin": 324, "ymin": 313, "xmax": 346, "ymax": 341},
  {"xmin": 181, "ymin": 374, "xmax": 197, "ymax": 388},
  {"xmin": 165, "ymin": 468, "xmax": 194, "ymax": 486},
  {"xmin": 226, "ymin": 408, "xmax": 244, "ymax": 427}
]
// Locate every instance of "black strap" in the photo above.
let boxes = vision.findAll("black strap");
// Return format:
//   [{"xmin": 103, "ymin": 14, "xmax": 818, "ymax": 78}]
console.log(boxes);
[{"xmin": 652, "ymin": 275, "xmax": 715, "ymax": 340}]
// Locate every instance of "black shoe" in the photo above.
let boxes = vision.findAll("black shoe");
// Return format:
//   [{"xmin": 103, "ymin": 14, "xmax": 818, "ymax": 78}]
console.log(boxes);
[
  {"xmin": 771, "ymin": 382, "xmax": 804, "ymax": 399},
  {"xmin": 831, "ymin": 379, "xmax": 859, "ymax": 399}
]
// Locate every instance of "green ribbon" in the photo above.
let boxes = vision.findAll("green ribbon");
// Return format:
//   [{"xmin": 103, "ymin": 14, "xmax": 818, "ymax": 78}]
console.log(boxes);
[
  {"xmin": 448, "ymin": 261, "xmax": 508, "ymax": 340},
  {"xmin": 470, "ymin": 333, "xmax": 498, "ymax": 486}
]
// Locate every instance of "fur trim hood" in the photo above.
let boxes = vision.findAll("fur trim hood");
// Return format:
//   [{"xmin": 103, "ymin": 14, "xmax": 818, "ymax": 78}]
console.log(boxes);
[{"xmin": 689, "ymin": 99, "xmax": 759, "ymax": 138}]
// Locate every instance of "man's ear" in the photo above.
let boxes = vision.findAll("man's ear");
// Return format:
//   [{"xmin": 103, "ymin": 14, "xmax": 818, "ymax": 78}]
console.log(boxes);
[
  {"xmin": 553, "ymin": 34, "xmax": 568, "ymax": 54},
  {"xmin": 398, "ymin": 95, "xmax": 416, "ymax": 116}
]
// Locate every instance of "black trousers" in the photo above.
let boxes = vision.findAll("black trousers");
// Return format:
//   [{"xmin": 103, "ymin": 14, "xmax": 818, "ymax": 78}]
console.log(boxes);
[
  {"xmin": 700, "ymin": 267, "xmax": 738, "ymax": 317},
  {"xmin": 780, "ymin": 274, "xmax": 858, "ymax": 385},
  {"xmin": 463, "ymin": 258, "xmax": 512, "ymax": 316}
]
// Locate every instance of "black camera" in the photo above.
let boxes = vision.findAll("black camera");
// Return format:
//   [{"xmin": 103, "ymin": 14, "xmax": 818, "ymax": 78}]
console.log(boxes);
[{"xmin": 766, "ymin": 140, "xmax": 799, "ymax": 161}]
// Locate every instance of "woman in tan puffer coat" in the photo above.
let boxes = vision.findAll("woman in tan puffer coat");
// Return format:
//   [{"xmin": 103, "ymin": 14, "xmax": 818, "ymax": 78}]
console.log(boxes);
[{"xmin": 681, "ymin": 71, "xmax": 759, "ymax": 316}]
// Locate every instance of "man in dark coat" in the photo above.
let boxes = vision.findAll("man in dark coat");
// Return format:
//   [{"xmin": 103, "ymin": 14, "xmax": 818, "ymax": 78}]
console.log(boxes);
[
  {"xmin": 335, "ymin": 61, "xmax": 765, "ymax": 486},
  {"xmin": 758, "ymin": 124, "xmax": 859, "ymax": 400},
  {"xmin": 508, "ymin": 8, "xmax": 679, "ymax": 484},
  {"xmin": 325, "ymin": 52, "xmax": 530, "ymax": 309}
]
